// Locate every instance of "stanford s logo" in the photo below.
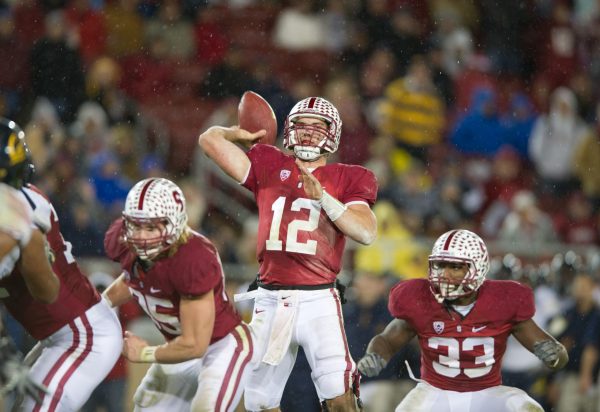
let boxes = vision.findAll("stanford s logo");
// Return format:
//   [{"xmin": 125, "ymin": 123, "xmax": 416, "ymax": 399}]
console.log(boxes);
[
  {"xmin": 280, "ymin": 170, "xmax": 291, "ymax": 181},
  {"xmin": 172, "ymin": 191, "xmax": 184, "ymax": 212},
  {"xmin": 433, "ymin": 321, "xmax": 445, "ymax": 334}
]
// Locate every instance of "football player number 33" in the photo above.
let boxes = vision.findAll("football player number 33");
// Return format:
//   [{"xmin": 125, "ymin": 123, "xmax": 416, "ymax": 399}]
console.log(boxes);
[
  {"xmin": 429, "ymin": 337, "xmax": 494, "ymax": 378},
  {"xmin": 266, "ymin": 196, "xmax": 320, "ymax": 255}
]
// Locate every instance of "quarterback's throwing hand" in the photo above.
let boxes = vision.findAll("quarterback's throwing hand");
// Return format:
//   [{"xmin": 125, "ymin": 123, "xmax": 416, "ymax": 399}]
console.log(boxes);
[
  {"xmin": 357, "ymin": 352, "xmax": 387, "ymax": 377},
  {"xmin": 122, "ymin": 331, "xmax": 150, "ymax": 362}
]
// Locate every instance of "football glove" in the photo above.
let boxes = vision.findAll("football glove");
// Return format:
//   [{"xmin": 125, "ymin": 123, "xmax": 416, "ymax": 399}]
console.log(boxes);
[
  {"xmin": 533, "ymin": 339, "xmax": 561, "ymax": 368},
  {"xmin": 0, "ymin": 336, "xmax": 48, "ymax": 404},
  {"xmin": 357, "ymin": 352, "xmax": 387, "ymax": 377}
]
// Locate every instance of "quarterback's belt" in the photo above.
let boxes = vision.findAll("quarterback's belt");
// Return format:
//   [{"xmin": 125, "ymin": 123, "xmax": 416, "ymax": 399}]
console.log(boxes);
[{"xmin": 256, "ymin": 281, "xmax": 335, "ymax": 291}]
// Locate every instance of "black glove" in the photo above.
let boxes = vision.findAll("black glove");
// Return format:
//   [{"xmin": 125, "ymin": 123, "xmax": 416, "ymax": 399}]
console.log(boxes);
[{"xmin": 0, "ymin": 337, "xmax": 48, "ymax": 404}]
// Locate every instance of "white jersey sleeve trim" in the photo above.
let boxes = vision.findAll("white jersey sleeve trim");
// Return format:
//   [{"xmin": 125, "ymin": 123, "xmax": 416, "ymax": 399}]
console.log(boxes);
[
  {"xmin": 239, "ymin": 164, "xmax": 252, "ymax": 185},
  {"xmin": 345, "ymin": 200, "xmax": 369, "ymax": 207}
]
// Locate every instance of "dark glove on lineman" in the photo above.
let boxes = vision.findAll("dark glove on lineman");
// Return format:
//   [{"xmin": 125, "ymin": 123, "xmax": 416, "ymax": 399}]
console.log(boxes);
[
  {"xmin": 357, "ymin": 352, "xmax": 387, "ymax": 377},
  {"xmin": 0, "ymin": 336, "xmax": 48, "ymax": 404},
  {"xmin": 533, "ymin": 340, "xmax": 561, "ymax": 368}
]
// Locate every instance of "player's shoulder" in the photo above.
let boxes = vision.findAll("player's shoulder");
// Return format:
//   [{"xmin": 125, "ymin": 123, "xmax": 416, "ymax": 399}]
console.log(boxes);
[
  {"xmin": 20, "ymin": 184, "xmax": 54, "ymax": 232},
  {"xmin": 170, "ymin": 231, "xmax": 220, "ymax": 266},
  {"xmin": 390, "ymin": 279, "xmax": 431, "ymax": 304},
  {"xmin": 331, "ymin": 162, "xmax": 375, "ymax": 177},
  {"xmin": 247, "ymin": 143, "xmax": 288, "ymax": 161},
  {"xmin": 481, "ymin": 279, "xmax": 533, "ymax": 299},
  {"xmin": 104, "ymin": 218, "xmax": 130, "ymax": 262}
]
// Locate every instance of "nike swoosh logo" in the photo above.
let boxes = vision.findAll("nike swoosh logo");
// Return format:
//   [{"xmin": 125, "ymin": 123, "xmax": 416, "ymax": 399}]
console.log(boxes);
[
  {"xmin": 255, "ymin": 309, "xmax": 265, "ymax": 314},
  {"xmin": 472, "ymin": 326, "xmax": 487, "ymax": 333},
  {"xmin": 150, "ymin": 287, "xmax": 161, "ymax": 293},
  {"xmin": 282, "ymin": 296, "xmax": 291, "ymax": 300}
]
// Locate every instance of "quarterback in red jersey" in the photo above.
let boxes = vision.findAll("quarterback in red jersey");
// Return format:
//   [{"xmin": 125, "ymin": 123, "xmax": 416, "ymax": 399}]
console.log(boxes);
[
  {"xmin": 199, "ymin": 96, "xmax": 378, "ymax": 411},
  {"xmin": 0, "ymin": 118, "xmax": 122, "ymax": 411},
  {"xmin": 357, "ymin": 229, "xmax": 568, "ymax": 411},
  {"xmin": 103, "ymin": 177, "xmax": 254, "ymax": 411}
]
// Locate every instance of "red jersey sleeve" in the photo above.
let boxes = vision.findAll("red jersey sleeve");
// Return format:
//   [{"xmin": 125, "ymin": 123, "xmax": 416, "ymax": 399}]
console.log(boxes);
[
  {"xmin": 511, "ymin": 281, "xmax": 535, "ymax": 322},
  {"xmin": 339, "ymin": 166, "xmax": 378, "ymax": 206},
  {"xmin": 104, "ymin": 218, "xmax": 129, "ymax": 262},
  {"xmin": 242, "ymin": 144, "xmax": 280, "ymax": 193},
  {"xmin": 388, "ymin": 280, "xmax": 416, "ymax": 319},
  {"xmin": 169, "ymin": 239, "xmax": 221, "ymax": 297}
]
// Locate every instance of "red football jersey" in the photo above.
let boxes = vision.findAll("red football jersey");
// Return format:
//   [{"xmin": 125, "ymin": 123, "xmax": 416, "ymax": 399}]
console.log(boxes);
[
  {"xmin": 104, "ymin": 219, "xmax": 241, "ymax": 343},
  {"xmin": 388, "ymin": 279, "xmax": 534, "ymax": 392},
  {"xmin": 0, "ymin": 185, "xmax": 100, "ymax": 340},
  {"xmin": 242, "ymin": 144, "xmax": 377, "ymax": 286}
]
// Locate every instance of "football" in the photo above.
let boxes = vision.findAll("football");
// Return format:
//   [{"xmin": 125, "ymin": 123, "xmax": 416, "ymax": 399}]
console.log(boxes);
[{"xmin": 238, "ymin": 91, "xmax": 278, "ymax": 146}]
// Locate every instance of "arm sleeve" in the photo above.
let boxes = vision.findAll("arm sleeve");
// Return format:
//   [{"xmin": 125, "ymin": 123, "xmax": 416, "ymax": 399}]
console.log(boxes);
[
  {"xmin": 104, "ymin": 218, "xmax": 129, "ymax": 262},
  {"xmin": 388, "ymin": 281, "xmax": 410, "ymax": 319},
  {"xmin": 340, "ymin": 167, "xmax": 378, "ymax": 206},
  {"xmin": 170, "ymin": 245, "xmax": 221, "ymax": 297},
  {"xmin": 514, "ymin": 283, "xmax": 536, "ymax": 322}
]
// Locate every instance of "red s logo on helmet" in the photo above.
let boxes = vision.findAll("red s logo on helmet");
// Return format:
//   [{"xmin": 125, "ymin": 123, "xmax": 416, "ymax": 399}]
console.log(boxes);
[{"xmin": 172, "ymin": 191, "xmax": 184, "ymax": 212}]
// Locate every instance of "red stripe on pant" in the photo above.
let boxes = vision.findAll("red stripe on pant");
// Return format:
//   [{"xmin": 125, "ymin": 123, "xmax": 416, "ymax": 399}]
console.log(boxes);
[
  {"xmin": 330, "ymin": 288, "xmax": 352, "ymax": 393},
  {"xmin": 48, "ymin": 314, "xmax": 94, "ymax": 411},
  {"xmin": 224, "ymin": 323, "xmax": 253, "ymax": 412},
  {"xmin": 33, "ymin": 314, "xmax": 94, "ymax": 412},
  {"xmin": 215, "ymin": 323, "xmax": 254, "ymax": 412}
]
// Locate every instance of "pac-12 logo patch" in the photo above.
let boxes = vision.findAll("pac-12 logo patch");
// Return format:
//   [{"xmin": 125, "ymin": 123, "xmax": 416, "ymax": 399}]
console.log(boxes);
[
  {"xmin": 433, "ymin": 321, "xmax": 445, "ymax": 334},
  {"xmin": 280, "ymin": 170, "xmax": 291, "ymax": 181}
]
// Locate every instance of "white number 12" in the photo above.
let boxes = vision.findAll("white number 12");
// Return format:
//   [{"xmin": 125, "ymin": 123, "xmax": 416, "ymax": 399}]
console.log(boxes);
[{"xmin": 266, "ymin": 196, "xmax": 320, "ymax": 255}]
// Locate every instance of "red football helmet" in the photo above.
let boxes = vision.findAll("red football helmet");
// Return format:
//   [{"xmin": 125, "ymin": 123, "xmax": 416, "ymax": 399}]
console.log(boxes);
[
  {"xmin": 123, "ymin": 178, "xmax": 187, "ymax": 260},
  {"xmin": 283, "ymin": 97, "xmax": 342, "ymax": 161},
  {"xmin": 428, "ymin": 229, "xmax": 490, "ymax": 303}
]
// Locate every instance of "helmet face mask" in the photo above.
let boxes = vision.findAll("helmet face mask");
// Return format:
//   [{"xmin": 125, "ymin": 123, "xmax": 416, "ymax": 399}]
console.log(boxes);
[
  {"xmin": 0, "ymin": 118, "xmax": 34, "ymax": 189},
  {"xmin": 283, "ymin": 97, "xmax": 342, "ymax": 161},
  {"xmin": 123, "ymin": 178, "xmax": 187, "ymax": 260},
  {"xmin": 428, "ymin": 230, "xmax": 490, "ymax": 303}
]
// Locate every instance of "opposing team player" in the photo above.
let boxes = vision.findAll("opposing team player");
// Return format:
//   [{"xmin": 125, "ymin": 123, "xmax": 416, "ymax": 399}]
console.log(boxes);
[
  {"xmin": 102, "ymin": 177, "xmax": 254, "ymax": 411},
  {"xmin": 0, "ymin": 183, "xmax": 55, "ymax": 403},
  {"xmin": 357, "ymin": 229, "xmax": 568, "ymax": 412},
  {"xmin": 198, "ymin": 97, "xmax": 378, "ymax": 411},
  {"xmin": 0, "ymin": 118, "xmax": 123, "ymax": 411}
]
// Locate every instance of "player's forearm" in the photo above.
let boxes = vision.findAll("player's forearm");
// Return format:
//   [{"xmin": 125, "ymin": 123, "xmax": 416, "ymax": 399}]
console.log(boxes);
[
  {"xmin": 366, "ymin": 334, "xmax": 397, "ymax": 363},
  {"xmin": 154, "ymin": 335, "xmax": 208, "ymax": 364},
  {"xmin": 333, "ymin": 207, "xmax": 377, "ymax": 245},
  {"xmin": 198, "ymin": 126, "xmax": 250, "ymax": 182},
  {"xmin": 19, "ymin": 231, "xmax": 59, "ymax": 304},
  {"xmin": 103, "ymin": 274, "xmax": 132, "ymax": 307}
]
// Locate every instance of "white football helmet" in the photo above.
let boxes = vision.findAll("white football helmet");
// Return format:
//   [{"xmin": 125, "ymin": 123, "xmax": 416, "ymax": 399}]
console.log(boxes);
[
  {"xmin": 123, "ymin": 178, "xmax": 187, "ymax": 260},
  {"xmin": 428, "ymin": 229, "xmax": 490, "ymax": 303},
  {"xmin": 283, "ymin": 97, "xmax": 342, "ymax": 161}
]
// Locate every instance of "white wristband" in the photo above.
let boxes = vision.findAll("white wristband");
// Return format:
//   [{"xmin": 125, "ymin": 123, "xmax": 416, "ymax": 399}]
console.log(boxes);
[
  {"xmin": 318, "ymin": 190, "xmax": 347, "ymax": 221},
  {"xmin": 140, "ymin": 346, "xmax": 158, "ymax": 363}
]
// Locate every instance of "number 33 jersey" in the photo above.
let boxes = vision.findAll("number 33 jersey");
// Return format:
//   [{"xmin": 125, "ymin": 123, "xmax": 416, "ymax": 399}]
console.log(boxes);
[
  {"xmin": 389, "ymin": 279, "xmax": 535, "ymax": 392},
  {"xmin": 242, "ymin": 144, "xmax": 377, "ymax": 286}
]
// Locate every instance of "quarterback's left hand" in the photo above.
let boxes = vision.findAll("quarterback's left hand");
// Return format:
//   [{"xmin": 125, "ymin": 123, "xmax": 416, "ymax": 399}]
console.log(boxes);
[
  {"xmin": 122, "ymin": 331, "xmax": 149, "ymax": 362},
  {"xmin": 296, "ymin": 159, "xmax": 323, "ymax": 200}
]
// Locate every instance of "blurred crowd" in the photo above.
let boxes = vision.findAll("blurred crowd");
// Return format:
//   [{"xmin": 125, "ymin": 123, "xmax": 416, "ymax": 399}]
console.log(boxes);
[{"xmin": 2, "ymin": 0, "xmax": 600, "ymax": 410}]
